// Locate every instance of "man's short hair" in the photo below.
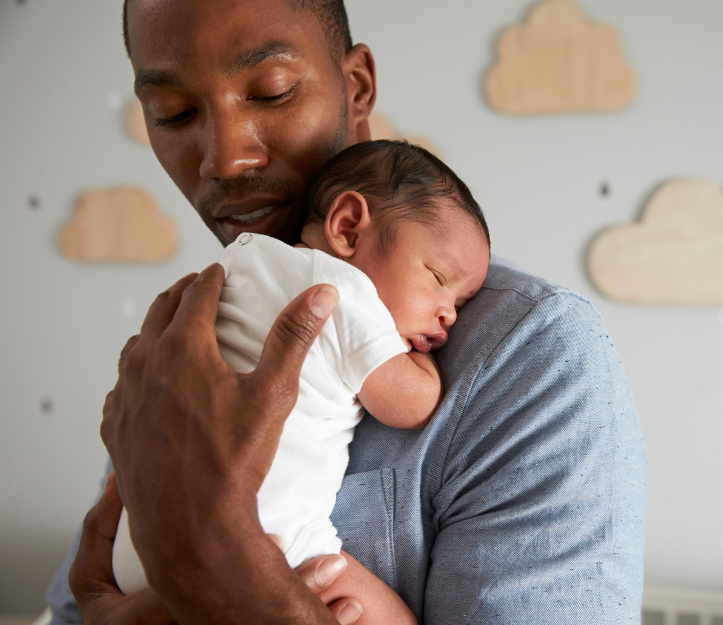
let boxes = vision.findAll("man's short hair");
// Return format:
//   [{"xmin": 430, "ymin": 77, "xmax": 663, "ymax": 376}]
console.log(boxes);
[
  {"xmin": 305, "ymin": 140, "xmax": 491, "ymax": 254},
  {"xmin": 122, "ymin": 0, "xmax": 353, "ymax": 59}
]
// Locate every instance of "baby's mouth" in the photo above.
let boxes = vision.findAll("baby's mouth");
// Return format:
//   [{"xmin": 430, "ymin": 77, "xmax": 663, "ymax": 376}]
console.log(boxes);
[{"xmin": 411, "ymin": 333, "xmax": 448, "ymax": 353}]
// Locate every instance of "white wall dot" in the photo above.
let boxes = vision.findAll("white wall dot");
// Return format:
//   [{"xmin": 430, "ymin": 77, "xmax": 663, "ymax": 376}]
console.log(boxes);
[
  {"xmin": 107, "ymin": 91, "xmax": 123, "ymax": 111},
  {"xmin": 121, "ymin": 297, "xmax": 137, "ymax": 317}
]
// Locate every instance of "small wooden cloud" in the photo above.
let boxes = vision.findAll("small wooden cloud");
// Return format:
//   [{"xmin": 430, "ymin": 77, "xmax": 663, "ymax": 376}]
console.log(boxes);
[
  {"xmin": 368, "ymin": 113, "xmax": 441, "ymax": 157},
  {"xmin": 588, "ymin": 179, "xmax": 723, "ymax": 305},
  {"xmin": 61, "ymin": 187, "xmax": 178, "ymax": 263},
  {"xmin": 126, "ymin": 99, "xmax": 150, "ymax": 145},
  {"xmin": 486, "ymin": 0, "xmax": 635, "ymax": 115}
]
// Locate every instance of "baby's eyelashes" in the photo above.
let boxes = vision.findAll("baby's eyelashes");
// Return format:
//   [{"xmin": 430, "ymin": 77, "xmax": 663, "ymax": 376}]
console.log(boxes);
[{"xmin": 427, "ymin": 266, "xmax": 446, "ymax": 286}]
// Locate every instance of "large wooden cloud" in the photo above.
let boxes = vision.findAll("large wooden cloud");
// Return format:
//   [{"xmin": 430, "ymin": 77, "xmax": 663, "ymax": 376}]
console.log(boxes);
[
  {"xmin": 61, "ymin": 187, "xmax": 178, "ymax": 263},
  {"xmin": 126, "ymin": 99, "xmax": 150, "ymax": 145},
  {"xmin": 588, "ymin": 179, "xmax": 723, "ymax": 305},
  {"xmin": 486, "ymin": 0, "xmax": 635, "ymax": 115}
]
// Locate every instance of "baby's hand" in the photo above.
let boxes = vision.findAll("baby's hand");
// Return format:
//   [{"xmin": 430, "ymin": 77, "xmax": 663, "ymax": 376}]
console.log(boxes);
[{"xmin": 266, "ymin": 535, "xmax": 362, "ymax": 624}]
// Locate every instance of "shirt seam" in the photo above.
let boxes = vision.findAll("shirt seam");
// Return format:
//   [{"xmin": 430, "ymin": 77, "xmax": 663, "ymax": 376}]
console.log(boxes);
[{"xmin": 480, "ymin": 282, "xmax": 592, "ymax": 308}]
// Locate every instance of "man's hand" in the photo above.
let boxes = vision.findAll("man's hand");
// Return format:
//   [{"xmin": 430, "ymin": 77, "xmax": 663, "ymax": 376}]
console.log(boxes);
[
  {"xmin": 99, "ymin": 264, "xmax": 347, "ymax": 623},
  {"xmin": 69, "ymin": 472, "xmax": 176, "ymax": 625},
  {"xmin": 69, "ymin": 473, "xmax": 361, "ymax": 625}
]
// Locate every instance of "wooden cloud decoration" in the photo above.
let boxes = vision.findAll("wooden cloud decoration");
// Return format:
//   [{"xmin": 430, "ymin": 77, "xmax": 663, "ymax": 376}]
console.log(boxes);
[
  {"xmin": 60, "ymin": 187, "xmax": 178, "ymax": 263},
  {"xmin": 126, "ymin": 99, "xmax": 150, "ymax": 145},
  {"xmin": 486, "ymin": 0, "xmax": 635, "ymax": 115},
  {"xmin": 588, "ymin": 179, "xmax": 723, "ymax": 305},
  {"xmin": 368, "ymin": 113, "xmax": 441, "ymax": 157}
]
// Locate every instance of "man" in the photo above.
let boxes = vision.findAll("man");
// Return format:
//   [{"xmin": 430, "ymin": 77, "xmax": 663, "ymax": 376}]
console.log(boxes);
[{"xmin": 47, "ymin": 0, "xmax": 647, "ymax": 623}]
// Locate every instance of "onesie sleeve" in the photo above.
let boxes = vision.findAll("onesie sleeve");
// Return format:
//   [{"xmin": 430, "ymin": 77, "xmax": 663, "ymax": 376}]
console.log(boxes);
[{"xmin": 315, "ymin": 254, "xmax": 407, "ymax": 395}]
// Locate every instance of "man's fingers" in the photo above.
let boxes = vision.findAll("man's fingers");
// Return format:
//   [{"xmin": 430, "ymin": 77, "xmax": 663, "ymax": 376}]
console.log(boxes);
[
  {"xmin": 118, "ymin": 335, "xmax": 140, "ymax": 369},
  {"xmin": 94, "ymin": 472, "xmax": 124, "ymax": 541},
  {"xmin": 139, "ymin": 273, "xmax": 200, "ymax": 340},
  {"xmin": 70, "ymin": 473, "xmax": 123, "ymax": 596},
  {"xmin": 255, "ymin": 284, "xmax": 338, "ymax": 400},
  {"xmin": 294, "ymin": 553, "xmax": 347, "ymax": 595},
  {"xmin": 169, "ymin": 264, "xmax": 225, "ymax": 336}
]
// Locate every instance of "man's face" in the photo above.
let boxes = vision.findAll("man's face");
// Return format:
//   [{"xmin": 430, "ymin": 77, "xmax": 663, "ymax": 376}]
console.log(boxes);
[{"xmin": 128, "ymin": 0, "xmax": 372, "ymax": 245}]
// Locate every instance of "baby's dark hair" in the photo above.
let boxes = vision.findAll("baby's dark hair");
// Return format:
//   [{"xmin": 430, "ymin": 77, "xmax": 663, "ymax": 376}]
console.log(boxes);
[{"xmin": 305, "ymin": 140, "xmax": 490, "ymax": 255}]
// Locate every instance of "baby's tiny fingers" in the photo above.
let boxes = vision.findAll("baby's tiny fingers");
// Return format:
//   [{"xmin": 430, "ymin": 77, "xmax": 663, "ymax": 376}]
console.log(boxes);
[
  {"xmin": 294, "ymin": 553, "xmax": 347, "ymax": 594},
  {"xmin": 267, "ymin": 534, "xmax": 284, "ymax": 550},
  {"xmin": 329, "ymin": 598, "xmax": 363, "ymax": 625}
]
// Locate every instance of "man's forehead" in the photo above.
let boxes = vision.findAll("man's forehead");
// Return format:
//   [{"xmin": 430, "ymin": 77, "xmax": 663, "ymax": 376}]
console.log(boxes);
[{"xmin": 128, "ymin": 0, "xmax": 320, "ymax": 57}]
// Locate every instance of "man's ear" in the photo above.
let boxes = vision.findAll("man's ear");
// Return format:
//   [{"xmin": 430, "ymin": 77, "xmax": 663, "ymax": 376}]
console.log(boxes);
[
  {"xmin": 324, "ymin": 191, "xmax": 373, "ymax": 258},
  {"xmin": 342, "ymin": 44, "xmax": 376, "ymax": 144}
]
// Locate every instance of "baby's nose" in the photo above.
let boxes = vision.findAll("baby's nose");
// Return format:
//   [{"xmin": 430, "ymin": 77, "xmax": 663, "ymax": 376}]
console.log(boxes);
[{"xmin": 437, "ymin": 306, "xmax": 457, "ymax": 329}]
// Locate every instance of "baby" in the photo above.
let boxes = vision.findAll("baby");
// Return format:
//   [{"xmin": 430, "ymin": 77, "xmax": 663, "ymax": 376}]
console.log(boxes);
[{"xmin": 112, "ymin": 140, "xmax": 491, "ymax": 621}]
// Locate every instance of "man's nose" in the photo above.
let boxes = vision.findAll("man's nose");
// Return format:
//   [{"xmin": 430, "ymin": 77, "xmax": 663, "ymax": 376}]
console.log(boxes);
[{"xmin": 198, "ymin": 106, "xmax": 269, "ymax": 180}]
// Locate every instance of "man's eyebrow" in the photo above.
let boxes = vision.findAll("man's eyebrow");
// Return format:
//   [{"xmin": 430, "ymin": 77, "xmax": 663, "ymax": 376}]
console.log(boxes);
[
  {"xmin": 226, "ymin": 41, "xmax": 301, "ymax": 76},
  {"xmin": 134, "ymin": 70, "xmax": 179, "ymax": 93},
  {"xmin": 133, "ymin": 42, "xmax": 300, "ymax": 94}
]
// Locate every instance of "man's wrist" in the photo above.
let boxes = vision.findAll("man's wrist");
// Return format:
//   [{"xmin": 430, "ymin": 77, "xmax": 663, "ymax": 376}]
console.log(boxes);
[{"xmin": 140, "ymin": 503, "xmax": 338, "ymax": 625}]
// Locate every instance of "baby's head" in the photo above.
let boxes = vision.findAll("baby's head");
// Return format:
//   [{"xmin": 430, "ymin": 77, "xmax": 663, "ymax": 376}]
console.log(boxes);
[{"xmin": 301, "ymin": 140, "xmax": 490, "ymax": 353}]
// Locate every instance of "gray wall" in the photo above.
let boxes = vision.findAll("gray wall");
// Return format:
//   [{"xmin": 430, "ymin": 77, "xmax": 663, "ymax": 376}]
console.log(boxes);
[{"xmin": 1, "ymin": 0, "xmax": 721, "ymax": 615}]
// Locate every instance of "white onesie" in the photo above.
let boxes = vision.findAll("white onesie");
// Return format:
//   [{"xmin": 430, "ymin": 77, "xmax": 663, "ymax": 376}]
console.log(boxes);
[{"xmin": 112, "ymin": 233, "xmax": 407, "ymax": 594}]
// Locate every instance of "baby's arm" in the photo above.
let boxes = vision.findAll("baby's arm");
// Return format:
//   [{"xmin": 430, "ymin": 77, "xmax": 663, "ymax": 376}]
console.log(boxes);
[{"xmin": 357, "ymin": 351, "xmax": 442, "ymax": 429}]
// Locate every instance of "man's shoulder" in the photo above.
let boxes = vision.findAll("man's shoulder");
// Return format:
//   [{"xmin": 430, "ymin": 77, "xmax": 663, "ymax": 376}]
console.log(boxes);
[
  {"xmin": 483, "ymin": 254, "xmax": 581, "ymax": 305},
  {"xmin": 439, "ymin": 255, "xmax": 601, "ymax": 381}
]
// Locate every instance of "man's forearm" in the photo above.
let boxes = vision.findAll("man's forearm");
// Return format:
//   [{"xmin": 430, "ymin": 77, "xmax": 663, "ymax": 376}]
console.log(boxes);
[{"xmin": 148, "ymin": 509, "xmax": 339, "ymax": 625}]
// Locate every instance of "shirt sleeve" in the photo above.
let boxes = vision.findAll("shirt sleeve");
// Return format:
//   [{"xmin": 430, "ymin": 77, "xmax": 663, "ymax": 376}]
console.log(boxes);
[
  {"xmin": 424, "ymin": 292, "xmax": 647, "ymax": 624},
  {"xmin": 45, "ymin": 459, "xmax": 113, "ymax": 625},
  {"xmin": 318, "ymin": 257, "xmax": 407, "ymax": 394}
]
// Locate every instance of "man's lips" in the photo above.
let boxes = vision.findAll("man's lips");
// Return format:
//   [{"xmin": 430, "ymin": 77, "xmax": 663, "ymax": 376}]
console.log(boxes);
[
  {"xmin": 213, "ymin": 198, "xmax": 291, "ymax": 242},
  {"xmin": 213, "ymin": 197, "xmax": 289, "ymax": 222},
  {"xmin": 228, "ymin": 204, "xmax": 278, "ymax": 224},
  {"xmin": 411, "ymin": 332, "xmax": 448, "ymax": 353}
]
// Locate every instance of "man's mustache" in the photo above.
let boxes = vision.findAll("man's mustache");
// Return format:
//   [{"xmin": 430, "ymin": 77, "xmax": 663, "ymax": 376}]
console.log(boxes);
[{"xmin": 197, "ymin": 175, "xmax": 303, "ymax": 214}]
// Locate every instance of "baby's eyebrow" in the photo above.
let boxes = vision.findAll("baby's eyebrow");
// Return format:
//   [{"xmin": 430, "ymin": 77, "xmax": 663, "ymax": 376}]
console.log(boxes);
[{"xmin": 439, "ymin": 252, "xmax": 464, "ymax": 277}]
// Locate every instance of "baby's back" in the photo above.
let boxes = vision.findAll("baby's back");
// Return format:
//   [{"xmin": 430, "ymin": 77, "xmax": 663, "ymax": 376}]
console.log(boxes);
[{"xmin": 216, "ymin": 233, "xmax": 405, "ymax": 566}]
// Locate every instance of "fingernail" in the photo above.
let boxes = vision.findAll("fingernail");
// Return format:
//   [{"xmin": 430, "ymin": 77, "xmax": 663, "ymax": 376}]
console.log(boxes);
[
  {"xmin": 315, "ymin": 554, "xmax": 347, "ymax": 586},
  {"xmin": 310, "ymin": 286, "xmax": 338, "ymax": 319},
  {"xmin": 337, "ymin": 600, "xmax": 363, "ymax": 625}
]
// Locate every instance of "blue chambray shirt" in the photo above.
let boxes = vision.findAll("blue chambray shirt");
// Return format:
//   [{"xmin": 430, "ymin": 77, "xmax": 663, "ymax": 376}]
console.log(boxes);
[{"xmin": 47, "ymin": 256, "xmax": 647, "ymax": 624}]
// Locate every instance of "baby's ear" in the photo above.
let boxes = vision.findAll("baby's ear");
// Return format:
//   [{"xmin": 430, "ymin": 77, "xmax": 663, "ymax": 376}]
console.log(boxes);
[{"xmin": 324, "ymin": 191, "xmax": 372, "ymax": 258}]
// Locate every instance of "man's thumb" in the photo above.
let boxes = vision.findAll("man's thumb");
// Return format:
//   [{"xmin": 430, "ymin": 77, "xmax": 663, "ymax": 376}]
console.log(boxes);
[{"xmin": 256, "ymin": 284, "xmax": 338, "ymax": 389}]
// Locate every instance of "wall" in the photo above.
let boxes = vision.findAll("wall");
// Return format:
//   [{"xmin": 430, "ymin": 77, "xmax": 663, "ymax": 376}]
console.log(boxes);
[{"xmin": 0, "ymin": 0, "xmax": 721, "ymax": 614}]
